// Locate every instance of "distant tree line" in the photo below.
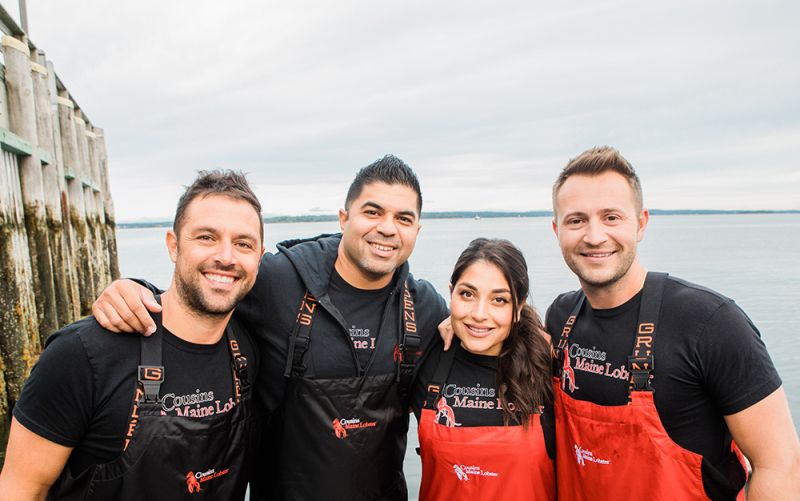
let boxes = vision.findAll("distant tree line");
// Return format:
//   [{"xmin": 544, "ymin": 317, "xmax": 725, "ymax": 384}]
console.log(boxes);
[{"xmin": 116, "ymin": 209, "xmax": 800, "ymax": 229}]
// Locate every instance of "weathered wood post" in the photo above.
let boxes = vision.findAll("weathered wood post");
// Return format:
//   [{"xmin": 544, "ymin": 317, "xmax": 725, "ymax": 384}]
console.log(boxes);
[
  {"xmin": 31, "ymin": 50, "xmax": 73, "ymax": 328},
  {"xmin": 57, "ymin": 93, "xmax": 94, "ymax": 315},
  {"xmin": 2, "ymin": 35, "xmax": 57, "ymax": 344},
  {"xmin": 93, "ymin": 127, "xmax": 119, "ymax": 280},
  {"xmin": 0, "ymin": 134, "xmax": 41, "ymax": 412},
  {"xmin": 84, "ymin": 127, "xmax": 110, "ymax": 287},
  {"xmin": 47, "ymin": 62, "xmax": 80, "ymax": 320},
  {"xmin": 74, "ymin": 113, "xmax": 104, "ymax": 297}
]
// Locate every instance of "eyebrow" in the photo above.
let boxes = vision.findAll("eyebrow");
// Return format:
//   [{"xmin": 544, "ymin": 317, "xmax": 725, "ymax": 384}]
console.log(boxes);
[
  {"xmin": 457, "ymin": 282, "xmax": 511, "ymax": 294},
  {"xmin": 562, "ymin": 208, "xmax": 623, "ymax": 220},
  {"xmin": 361, "ymin": 201, "xmax": 418, "ymax": 220},
  {"xmin": 192, "ymin": 227, "xmax": 258, "ymax": 241}
]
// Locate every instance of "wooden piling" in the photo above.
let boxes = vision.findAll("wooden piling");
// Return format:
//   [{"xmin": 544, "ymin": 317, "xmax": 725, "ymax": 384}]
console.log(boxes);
[
  {"xmin": 31, "ymin": 53, "xmax": 73, "ymax": 328},
  {"xmin": 57, "ymin": 94, "xmax": 94, "ymax": 316},
  {"xmin": 0, "ymin": 21, "xmax": 117, "ymax": 416},
  {"xmin": 74, "ymin": 114, "xmax": 105, "ymax": 301},
  {"xmin": 84, "ymin": 128, "xmax": 110, "ymax": 288},
  {"xmin": 0, "ymin": 145, "xmax": 41, "ymax": 410},
  {"xmin": 93, "ymin": 127, "xmax": 120, "ymax": 280},
  {"xmin": 46, "ymin": 61, "xmax": 80, "ymax": 321},
  {"xmin": 2, "ymin": 35, "xmax": 57, "ymax": 344}
]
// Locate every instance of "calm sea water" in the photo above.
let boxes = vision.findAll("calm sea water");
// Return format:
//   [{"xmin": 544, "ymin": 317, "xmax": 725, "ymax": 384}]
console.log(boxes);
[{"xmin": 2, "ymin": 214, "xmax": 798, "ymax": 494}]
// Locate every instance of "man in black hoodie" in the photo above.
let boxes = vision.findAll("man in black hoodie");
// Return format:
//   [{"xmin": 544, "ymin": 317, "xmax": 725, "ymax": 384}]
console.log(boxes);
[{"xmin": 92, "ymin": 155, "xmax": 450, "ymax": 501}]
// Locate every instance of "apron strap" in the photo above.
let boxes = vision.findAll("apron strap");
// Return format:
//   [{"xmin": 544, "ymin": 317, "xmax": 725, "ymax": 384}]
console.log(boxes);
[
  {"xmin": 553, "ymin": 293, "xmax": 584, "ymax": 378},
  {"xmin": 138, "ymin": 295, "xmax": 165, "ymax": 405},
  {"xmin": 398, "ymin": 281, "xmax": 419, "ymax": 400},
  {"xmin": 422, "ymin": 344, "xmax": 458, "ymax": 410},
  {"xmin": 285, "ymin": 290, "xmax": 318, "ymax": 378},
  {"xmin": 627, "ymin": 272, "xmax": 668, "ymax": 399},
  {"xmin": 226, "ymin": 324, "xmax": 251, "ymax": 400}
]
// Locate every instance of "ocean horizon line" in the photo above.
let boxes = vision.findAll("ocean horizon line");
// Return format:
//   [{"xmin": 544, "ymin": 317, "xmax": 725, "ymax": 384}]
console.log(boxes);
[{"xmin": 116, "ymin": 209, "xmax": 800, "ymax": 228}]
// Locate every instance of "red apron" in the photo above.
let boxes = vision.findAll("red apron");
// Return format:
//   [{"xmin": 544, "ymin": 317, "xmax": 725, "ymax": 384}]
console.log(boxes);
[
  {"xmin": 553, "ymin": 272, "xmax": 748, "ymax": 501},
  {"xmin": 418, "ymin": 346, "xmax": 556, "ymax": 501}
]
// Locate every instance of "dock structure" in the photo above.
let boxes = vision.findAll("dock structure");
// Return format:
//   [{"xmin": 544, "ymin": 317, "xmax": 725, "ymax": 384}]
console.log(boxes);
[{"xmin": 0, "ymin": 5, "xmax": 118, "ymax": 415}]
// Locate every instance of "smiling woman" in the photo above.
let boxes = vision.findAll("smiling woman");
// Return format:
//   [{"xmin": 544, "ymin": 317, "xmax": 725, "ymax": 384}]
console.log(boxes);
[{"xmin": 410, "ymin": 238, "xmax": 556, "ymax": 501}]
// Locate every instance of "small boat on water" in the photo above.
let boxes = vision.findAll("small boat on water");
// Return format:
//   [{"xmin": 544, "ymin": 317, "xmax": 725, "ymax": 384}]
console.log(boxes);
[{"xmin": 474, "ymin": 215, "xmax": 481, "ymax": 220}]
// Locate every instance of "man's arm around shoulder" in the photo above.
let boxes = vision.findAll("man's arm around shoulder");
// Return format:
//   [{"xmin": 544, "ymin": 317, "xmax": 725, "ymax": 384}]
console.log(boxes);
[
  {"xmin": 724, "ymin": 386, "xmax": 800, "ymax": 500},
  {"xmin": 0, "ymin": 417, "xmax": 73, "ymax": 501}
]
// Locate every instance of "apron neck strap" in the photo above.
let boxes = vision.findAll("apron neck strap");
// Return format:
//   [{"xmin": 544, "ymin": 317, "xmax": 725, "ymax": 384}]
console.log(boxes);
[
  {"xmin": 627, "ymin": 272, "xmax": 668, "ymax": 399},
  {"xmin": 397, "ymin": 281, "xmax": 419, "ymax": 400},
  {"xmin": 138, "ymin": 295, "xmax": 164, "ymax": 404},
  {"xmin": 553, "ymin": 294, "xmax": 584, "ymax": 378},
  {"xmin": 423, "ymin": 344, "xmax": 458, "ymax": 410},
  {"xmin": 285, "ymin": 290, "xmax": 318, "ymax": 378}
]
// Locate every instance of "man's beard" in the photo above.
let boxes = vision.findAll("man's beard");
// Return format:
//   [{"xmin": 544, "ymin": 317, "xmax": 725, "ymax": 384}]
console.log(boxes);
[{"xmin": 173, "ymin": 264, "xmax": 247, "ymax": 319}]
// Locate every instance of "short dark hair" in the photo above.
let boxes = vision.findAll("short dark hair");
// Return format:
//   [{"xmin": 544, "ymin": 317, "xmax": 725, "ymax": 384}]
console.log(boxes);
[
  {"xmin": 345, "ymin": 155, "xmax": 422, "ymax": 215},
  {"xmin": 450, "ymin": 238, "xmax": 553, "ymax": 429},
  {"xmin": 174, "ymin": 169, "xmax": 263, "ymax": 244},
  {"xmin": 552, "ymin": 146, "xmax": 643, "ymax": 217}
]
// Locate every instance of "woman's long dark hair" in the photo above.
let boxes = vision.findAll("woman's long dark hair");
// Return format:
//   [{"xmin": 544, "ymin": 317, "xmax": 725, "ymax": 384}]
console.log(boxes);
[{"xmin": 450, "ymin": 238, "xmax": 553, "ymax": 428}]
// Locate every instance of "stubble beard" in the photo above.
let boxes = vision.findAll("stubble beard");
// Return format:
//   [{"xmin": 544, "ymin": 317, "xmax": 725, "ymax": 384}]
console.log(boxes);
[
  {"xmin": 358, "ymin": 256, "xmax": 398, "ymax": 278},
  {"xmin": 173, "ymin": 264, "xmax": 248, "ymax": 319},
  {"xmin": 564, "ymin": 245, "xmax": 637, "ymax": 295}
]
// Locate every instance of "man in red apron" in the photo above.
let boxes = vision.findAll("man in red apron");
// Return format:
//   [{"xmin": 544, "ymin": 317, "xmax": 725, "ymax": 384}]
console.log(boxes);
[
  {"xmin": 546, "ymin": 147, "xmax": 800, "ymax": 500},
  {"xmin": 88, "ymin": 156, "xmax": 450, "ymax": 500},
  {"xmin": 0, "ymin": 171, "xmax": 265, "ymax": 500}
]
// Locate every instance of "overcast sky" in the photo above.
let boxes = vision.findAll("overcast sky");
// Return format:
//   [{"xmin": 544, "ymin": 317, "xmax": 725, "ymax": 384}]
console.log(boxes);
[{"xmin": 11, "ymin": 0, "xmax": 800, "ymax": 221}]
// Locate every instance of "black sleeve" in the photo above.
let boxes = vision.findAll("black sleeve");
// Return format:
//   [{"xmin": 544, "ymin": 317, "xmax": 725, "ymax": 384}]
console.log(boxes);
[
  {"xmin": 130, "ymin": 278, "xmax": 164, "ymax": 295},
  {"xmin": 696, "ymin": 300, "xmax": 782, "ymax": 416},
  {"xmin": 13, "ymin": 325, "xmax": 96, "ymax": 447}
]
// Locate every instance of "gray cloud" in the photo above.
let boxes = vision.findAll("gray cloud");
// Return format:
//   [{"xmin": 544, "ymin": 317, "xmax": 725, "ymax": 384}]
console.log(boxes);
[{"xmin": 20, "ymin": 0, "xmax": 800, "ymax": 221}]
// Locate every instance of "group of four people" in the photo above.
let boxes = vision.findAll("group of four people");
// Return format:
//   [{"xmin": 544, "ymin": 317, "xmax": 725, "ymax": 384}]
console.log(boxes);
[{"xmin": 1, "ymin": 147, "xmax": 798, "ymax": 500}]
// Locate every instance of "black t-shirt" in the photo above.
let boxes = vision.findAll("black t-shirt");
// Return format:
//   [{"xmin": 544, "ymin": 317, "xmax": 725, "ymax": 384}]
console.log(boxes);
[
  {"xmin": 545, "ymin": 274, "xmax": 781, "ymax": 465},
  {"xmin": 13, "ymin": 315, "xmax": 258, "ymax": 476},
  {"xmin": 327, "ymin": 268, "xmax": 393, "ymax": 370},
  {"xmin": 411, "ymin": 344, "xmax": 556, "ymax": 459}
]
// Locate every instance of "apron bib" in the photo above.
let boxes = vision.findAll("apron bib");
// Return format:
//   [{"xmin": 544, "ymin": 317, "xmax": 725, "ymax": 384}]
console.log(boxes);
[
  {"xmin": 49, "ymin": 300, "xmax": 254, "ymax": 500},
  {"xmin": 418, "ymin": 346, "xmax": 556, "ymax": 501},
  {"xmin": 553, "ymin": 273, "xmax": 747, "ymax": 501},
  {"xmin": 266, "ymin": 284, "xmax": 419, "ymax": 501}
]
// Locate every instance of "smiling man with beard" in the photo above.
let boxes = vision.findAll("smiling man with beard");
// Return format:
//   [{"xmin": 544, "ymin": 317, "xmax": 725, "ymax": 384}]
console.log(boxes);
[{"xmin": 0, "ymin": 170, "xmax": 265, "ymax": 501}]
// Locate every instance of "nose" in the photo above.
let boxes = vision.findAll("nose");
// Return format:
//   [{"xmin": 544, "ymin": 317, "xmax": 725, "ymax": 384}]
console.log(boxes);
[
  {"xmin": 215, "ymin": 239, "xmax": 235, "ymax": 264},
  {"xmin": 583, "ymin": 219, "xmax": 608, "ymax": 247},
  {"xmin": 471, "ymin": 299, "xmax": 490, "ymax": 322},
  {"xmin": 376, "ymin": 214, "xmax": 397, "ymax": 236}
]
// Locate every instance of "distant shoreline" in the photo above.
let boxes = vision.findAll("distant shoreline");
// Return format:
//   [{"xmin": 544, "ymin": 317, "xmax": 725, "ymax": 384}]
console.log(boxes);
[{"xmin": 116, "ymin": 210, "xmax": 800, "ymax": 229}]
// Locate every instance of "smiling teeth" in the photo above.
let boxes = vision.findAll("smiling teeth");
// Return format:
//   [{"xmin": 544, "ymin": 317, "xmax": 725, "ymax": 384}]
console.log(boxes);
[
  {"xmin": 371, "ymin": 243, "xmax": 393, "ymax": 251},
  {"xmin": 588, "ymin": 253, "xmax": 612, "ymax": 257},
  {"xmin": 205, "ymin": 273, "xmax": 235, "ymax": 284},
  {"xmin": 470, "ymin": 327, "xmax": 491, "ymax": 333}
]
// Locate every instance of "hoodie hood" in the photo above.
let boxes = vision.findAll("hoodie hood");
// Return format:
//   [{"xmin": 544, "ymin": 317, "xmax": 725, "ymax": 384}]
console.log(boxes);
[{"xmin": 276, "ymin": 233, "xmax": 410, "ymax": 299}]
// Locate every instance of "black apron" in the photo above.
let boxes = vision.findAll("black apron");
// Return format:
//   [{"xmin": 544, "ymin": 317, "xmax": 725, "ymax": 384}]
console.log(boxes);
[
  {"xmin": 48, "ymin": 303, "xmax": 254, "ymax": 500},
  {"xmin": 261, "ymin": 284, "xmax": 419, "ymax": 501}
]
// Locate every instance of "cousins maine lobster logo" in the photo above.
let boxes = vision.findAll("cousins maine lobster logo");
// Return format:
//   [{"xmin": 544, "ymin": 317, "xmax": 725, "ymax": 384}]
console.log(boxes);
[
  {"xmin": 333, "ymin": 419, "xmax": 348, "ymax": 439},
  {"xmin": 186, "ymin": 473, "xmax": 202, "ymax": 493},
  {"xmin": 331, "ymin": 416, "xmax": 377, "ymax": 438},
  {"xmin": 185, "ymin": 468, "xmax": 230, "ymax": 493}
]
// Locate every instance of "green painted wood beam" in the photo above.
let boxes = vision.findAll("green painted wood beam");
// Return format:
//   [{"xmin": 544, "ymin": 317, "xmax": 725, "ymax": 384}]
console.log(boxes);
[
  {"xmin": 0, "ymin": 127, "xmax": 33, "ymax": 156},
  {"xmin": 81, "ymin": 176, "xmax": 92, "ymax": 188},
  {"xmin": 38, "ymin": 148, "xmax": 51, "ymax": 165},
  {"xmin": 64, "ymin": 167, "xmax": 76, "ymax": 180}
]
